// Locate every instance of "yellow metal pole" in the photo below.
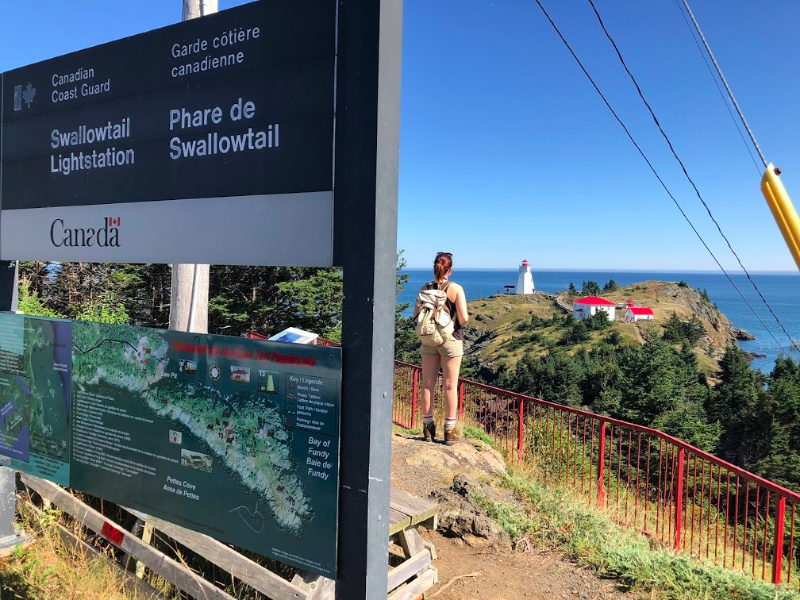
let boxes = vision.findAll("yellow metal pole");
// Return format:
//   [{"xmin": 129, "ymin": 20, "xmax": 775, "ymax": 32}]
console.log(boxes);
[{"xmin": 761, "ymin": 163, "xmax": 800, "ymax": 271}]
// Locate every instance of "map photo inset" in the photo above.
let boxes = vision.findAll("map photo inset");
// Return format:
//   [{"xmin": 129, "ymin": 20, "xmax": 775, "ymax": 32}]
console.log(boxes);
[{"xmin": 0, "ymin": 314, "xmax": 71, "ymax": 485}]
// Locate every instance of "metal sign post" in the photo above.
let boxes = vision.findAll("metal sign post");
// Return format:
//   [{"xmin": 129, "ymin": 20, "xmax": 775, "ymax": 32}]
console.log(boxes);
[{"xmin": 335, "ymin": 0, "xmax": 402, "ymax": 596}]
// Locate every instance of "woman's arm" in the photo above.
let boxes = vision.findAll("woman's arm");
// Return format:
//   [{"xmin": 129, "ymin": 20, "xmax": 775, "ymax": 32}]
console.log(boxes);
[{"xmin": 454, "ymin": 284, "xmax": 469, "ymax": 325}]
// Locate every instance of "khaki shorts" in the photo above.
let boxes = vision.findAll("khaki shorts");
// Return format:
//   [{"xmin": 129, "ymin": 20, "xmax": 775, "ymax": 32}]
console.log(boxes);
[{"xmin": 421, "ymin": 339, "xmax": 463, "ymax": 359}]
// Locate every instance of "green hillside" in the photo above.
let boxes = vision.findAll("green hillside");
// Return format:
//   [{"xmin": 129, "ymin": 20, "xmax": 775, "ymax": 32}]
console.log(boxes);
[{"xmin": 464, "ymin": 280, "xmax": 734, "ymax": 379}]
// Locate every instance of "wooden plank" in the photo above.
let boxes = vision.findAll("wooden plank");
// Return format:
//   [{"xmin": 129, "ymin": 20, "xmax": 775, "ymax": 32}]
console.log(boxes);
[
  {"xmin": 390, "ymin": 488, "xmax": 438, "ymax": 527},
  {"xmin": 21, "ymin": 474, "xmax": 236, "ymax": 600},
  {"xmin": 389, "ymin": 507, "xmax": 411, "ymax": 536},
  {"xmin": 422, "ymin": 539, "xmax": 437, "ymax": 560},
  {"xmin": 291, "ymin": 571, "xmax": 335, "ymax": 600},
  {"xmin": 134, "ymin": 513, "xmax": 308, "ymax": 600},
  {"xmin": 387, "ymin": 567, "xmax": 436, "ymax": 600},
  {"xmin": 387, "ymin": 549, "xmax": 430, "ymax": 593},
  {"xmin": 308, "ymin": 576, "xmax": 335, "ymax": 600},
  {"xmin": 396, "ymin": 529, "xmax": 424, "ymax": 558}
]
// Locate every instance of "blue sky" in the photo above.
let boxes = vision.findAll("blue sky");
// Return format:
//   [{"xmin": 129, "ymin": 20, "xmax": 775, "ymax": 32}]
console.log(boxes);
[{"xmin": 2, "ymin": 1, "xmax": 799, "ymax": 271}]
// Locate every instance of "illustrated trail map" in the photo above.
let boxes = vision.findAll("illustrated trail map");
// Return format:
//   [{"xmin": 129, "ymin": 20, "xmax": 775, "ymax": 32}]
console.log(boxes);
[
  {"xmin": 0, "ymin": 315, "xmax": 341, "ymax": 575},
  {"xmin": 69, "ymin": 322, "xmax": 341, "ymax": 576}
]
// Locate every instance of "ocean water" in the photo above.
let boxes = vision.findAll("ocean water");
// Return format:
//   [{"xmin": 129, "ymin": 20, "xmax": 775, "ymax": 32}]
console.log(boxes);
[{"xmin": 399, "ymin": 269, "xmax": 800, "ymax": 373}]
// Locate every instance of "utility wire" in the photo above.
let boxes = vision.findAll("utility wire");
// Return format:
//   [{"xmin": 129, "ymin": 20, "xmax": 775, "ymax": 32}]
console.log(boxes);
[
  {"xmin": 585, "ymin": 0, "xmax": 794, "ymax": 351},
  {"xmin": 530, "ymin": 0, "xmax": 784, "ymax": 350},
  {"xmin": 680, "ymin": 0, "xmax": 768, "ymax": 169},
  {"xmin": 672, "ymin": 0, "xmax": 760, "ymax": 174}
]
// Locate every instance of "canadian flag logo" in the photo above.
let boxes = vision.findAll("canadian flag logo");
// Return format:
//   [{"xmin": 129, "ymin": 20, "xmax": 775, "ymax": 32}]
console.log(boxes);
[{"xmin": 106, "ymin": 217, "xmax": 121, "ymax": 227}]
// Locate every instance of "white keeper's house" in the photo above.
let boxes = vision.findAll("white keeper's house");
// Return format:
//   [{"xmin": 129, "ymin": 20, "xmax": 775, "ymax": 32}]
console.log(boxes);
[
  {"xmin": 572, "ymin": 296, "xmax": 616, "ymax": 321},
  {"xmin": 624, "ymin": 299, "xmax": 654, "ymax": 322}
]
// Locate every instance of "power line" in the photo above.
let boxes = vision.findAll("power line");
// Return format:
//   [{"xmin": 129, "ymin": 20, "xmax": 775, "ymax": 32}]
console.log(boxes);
[
  {"xmin": 585, "ymin": 0, "xmax": 795, "ymax": 351},
  {"xmin": 530, "ymin": 0, "xmax": 785, "ymax": 350},
  {"xmin": 679, "ymin": 0, "xmax": 768, "ymax": 169},
  {"xmin": 672, "ymin": 0, "xmax": 760, "ymax": 174}
]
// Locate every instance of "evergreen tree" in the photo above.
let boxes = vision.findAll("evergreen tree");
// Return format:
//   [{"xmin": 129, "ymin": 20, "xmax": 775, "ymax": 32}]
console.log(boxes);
[
  {"xmin": 602, "ymin": 279, "xmax": 618, "ymax": 292},
  {"xmin": 708, "ymin": 346, "xmax": 771, "ymax": 472},
  {"xmin": 581, "ymin": 280, "xmax": 601, "ymax": 296}
]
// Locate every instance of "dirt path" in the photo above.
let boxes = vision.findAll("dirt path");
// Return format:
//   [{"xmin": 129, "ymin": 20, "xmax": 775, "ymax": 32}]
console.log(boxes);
[{"xmin": 390, "ymin": 434, "xmax": 637, "ymax": 600}]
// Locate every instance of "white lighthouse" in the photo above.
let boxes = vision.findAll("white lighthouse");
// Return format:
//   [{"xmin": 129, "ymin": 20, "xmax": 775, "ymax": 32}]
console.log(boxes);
[{"xmin": 515, "ymin": 259, "xmax": 535, "ymax": 295}]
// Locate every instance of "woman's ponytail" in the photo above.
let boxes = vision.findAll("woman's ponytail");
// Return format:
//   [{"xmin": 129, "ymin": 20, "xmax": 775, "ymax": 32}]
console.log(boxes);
[{"xmin": 433, "ymin": 252, "xmax": 453, "ymax": 283}]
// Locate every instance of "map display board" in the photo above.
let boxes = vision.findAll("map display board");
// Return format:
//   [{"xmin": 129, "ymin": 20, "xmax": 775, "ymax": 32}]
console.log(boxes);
[
  {"xmin": 69, "ymin": 322, "xmax": 341, "ymax": 577},
  {"xmin": 0, "ymin": 0, "xmax": 336, "ymax": 266},
  {"xmin": 0, "ymin": 314, "xmax": 71, "ymax": 486}
]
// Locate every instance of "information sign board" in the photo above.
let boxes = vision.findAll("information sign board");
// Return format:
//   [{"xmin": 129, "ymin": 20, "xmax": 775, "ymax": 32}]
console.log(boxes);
[
  {"xmin": 0, "ymin": 0, "xmax": 336, "ymax": 266},
  {"xmin": 0, "ymin": 315, "xmax": 71, "ymax": 486},
  {"xmin": 0, "ymin": 313, "xmax": 341, "ymax": 577}
]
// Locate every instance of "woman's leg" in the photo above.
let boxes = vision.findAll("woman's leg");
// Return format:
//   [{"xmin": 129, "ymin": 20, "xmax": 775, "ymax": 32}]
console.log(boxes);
[
  {"xmin": 441, "ymin": 354, "xmax": 463, "ymax": 428},
  {"xmin": 421, "ymin": 352, "xmax": 441, "ymax": 423}
]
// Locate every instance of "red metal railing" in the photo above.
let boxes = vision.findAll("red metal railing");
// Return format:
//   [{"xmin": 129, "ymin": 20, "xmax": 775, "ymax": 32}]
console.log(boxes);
[{"xmin": 393, "ymin": 360, "xmax": 800, "ymax": 589}]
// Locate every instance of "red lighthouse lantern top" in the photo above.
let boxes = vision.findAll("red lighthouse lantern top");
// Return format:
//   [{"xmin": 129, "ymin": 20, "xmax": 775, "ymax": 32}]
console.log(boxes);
[{"xmin": 521, "ymin": 259, "xmax": 529, "ymax": 268}]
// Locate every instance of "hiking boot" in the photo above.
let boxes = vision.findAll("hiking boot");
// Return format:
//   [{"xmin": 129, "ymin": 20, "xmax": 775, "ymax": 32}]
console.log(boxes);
[
  {"xmin": 423, "ymin": 421, "xmax": 436, "ymax": 442},
  {"xmin": 444, "ymin": 427, "xmax": 460, "ymax": 446}
]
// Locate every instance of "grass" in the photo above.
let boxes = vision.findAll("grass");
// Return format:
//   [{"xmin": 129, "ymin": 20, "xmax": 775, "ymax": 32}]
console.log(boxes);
[
  {"xmin": 0, "ymin": 505, "xmax": 150, "ymax": 600},
  {"xmin": 478, "ymin": 465, "xmax": 800, "ymax": 600}
]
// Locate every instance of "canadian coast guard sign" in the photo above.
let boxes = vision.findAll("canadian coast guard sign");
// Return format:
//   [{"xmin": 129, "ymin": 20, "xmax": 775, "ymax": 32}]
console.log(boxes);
[{"xmin": 0, "ymin": 0, "xmax": 336, "ymax": 266}]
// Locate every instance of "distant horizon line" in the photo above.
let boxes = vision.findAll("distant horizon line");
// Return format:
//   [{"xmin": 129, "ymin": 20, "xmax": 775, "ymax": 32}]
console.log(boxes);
[{"xmin": 403, "ymin": 267, "xmax": 798, "ymax": 275}]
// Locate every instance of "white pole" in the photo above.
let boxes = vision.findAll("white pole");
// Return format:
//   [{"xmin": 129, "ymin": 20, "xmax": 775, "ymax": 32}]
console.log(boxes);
[{"xmin": 170, "ymin": 0, "xmax": 218, "ymax": 334}]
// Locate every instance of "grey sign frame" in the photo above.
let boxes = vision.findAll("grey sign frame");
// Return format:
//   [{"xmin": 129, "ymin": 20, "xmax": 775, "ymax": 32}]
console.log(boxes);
[{"xmin": 334, "ymin": 0, "xmax": 402, "ymax": 597}]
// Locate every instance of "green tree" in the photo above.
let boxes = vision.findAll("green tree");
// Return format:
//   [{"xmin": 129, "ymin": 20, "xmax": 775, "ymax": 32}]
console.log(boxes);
[
  {"xmin": 74, "ymin": 292, "xmax": 130, "ymax": 324},
  {"xmin": 581, "ymin": 281, "xmax": 601, "ymax": 296},
  {"xmin": 602, "ymin": 279, "xmax": 618, "ymax": 292},
  {"xmin": 394, "ymin": 250, "xmax": 420, "ymax": 363},
  {"xmin": 18, "ymin": 280, "xmax": 62, "ymax": 318},
  {"xmin": 568, "ymin": 282, "xmax": 577, "ymax": 295},
  {"xmin": 584, "ymin": 310, "xmax": 611, "ymax": 331},
  {"xmin": 758, "ymin": 357, "xmax": 800, "ymax": 491},
  {"xmin": 662, "ymin": 312, "xmax": 705, "ymax": 346},
  {"xmin": 708, "ymin": 346, "xmax": 771, "ymax": 472},
  {"xmin": 559, "ymin": 321, "xmax": 590, "ymax": 346},
  {"xmin": 512, "ymin": 349, "xmax": 583, "ymax": 406},
  {"xmin": 613, "ymin": 330, "xmax": 686, "ymax": 424}
]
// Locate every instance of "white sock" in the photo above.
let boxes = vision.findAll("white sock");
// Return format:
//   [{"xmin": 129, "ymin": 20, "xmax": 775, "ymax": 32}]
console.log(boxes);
[
  {"xmin": 445, "ymin": 418, "xmax": 456, "ymax": 430},
  {"xmin": 423, "ymin": 415, "xmax": 434, "ymax": 426}
]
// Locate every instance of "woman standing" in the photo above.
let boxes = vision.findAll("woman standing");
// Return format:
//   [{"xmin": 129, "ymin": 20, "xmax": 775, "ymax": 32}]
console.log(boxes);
[{"xmin": 412, "ymin": 252, "xmax": 469, "ymax": 445}]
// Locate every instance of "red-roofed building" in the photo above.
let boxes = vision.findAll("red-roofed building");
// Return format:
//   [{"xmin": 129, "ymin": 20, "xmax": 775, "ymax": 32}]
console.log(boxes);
[
  {"xmin": 572, "ymin": 296, "xmax": 616, "ymax": 321},
  {"xmin": 624, "ymin": 299, "xmax": 654, "ymax": 322}
]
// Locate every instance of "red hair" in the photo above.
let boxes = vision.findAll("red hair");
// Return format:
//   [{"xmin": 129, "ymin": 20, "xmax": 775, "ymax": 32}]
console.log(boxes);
[{"xmin": 433, "ymin": 252, "xmax": 453, "ymax": 283}]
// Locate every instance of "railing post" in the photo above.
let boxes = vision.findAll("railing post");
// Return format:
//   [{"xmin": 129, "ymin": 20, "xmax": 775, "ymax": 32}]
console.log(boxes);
[
  {"xmin": 517, "ymin": 400, "xmax": 525, "ymax": 462},
  {"xmin": 458, "ymin": 381, "xmax": 465, "ymax": 420},
  {"xmin": 772, "ymin": 496, "xmax": 787, "ymax": 584},
  {"xmin": 411, "ymin": 368, "xmax": 419, "ymax": 429},
  {"xmin": 674, "ymin": 448, "xmax": 685, "ymax": 551},
  {"xmin": 597, "ymin": 422, "xmax": 606, "ymax": 506}
]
